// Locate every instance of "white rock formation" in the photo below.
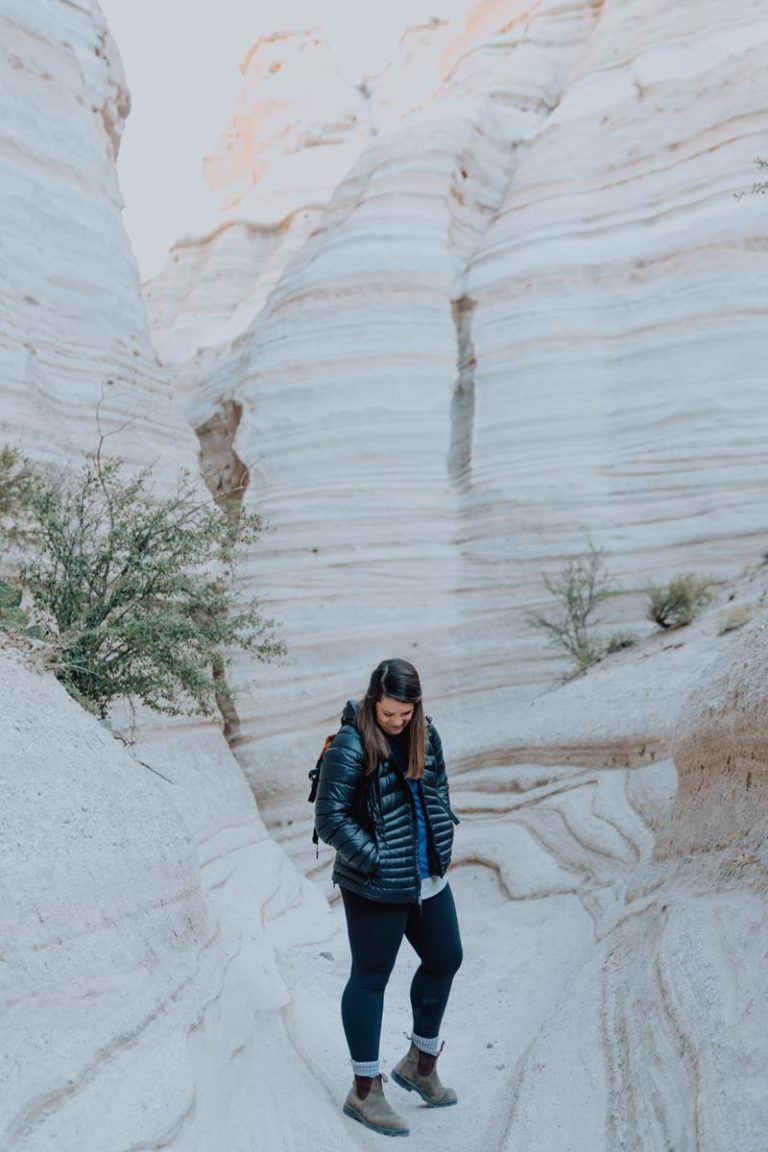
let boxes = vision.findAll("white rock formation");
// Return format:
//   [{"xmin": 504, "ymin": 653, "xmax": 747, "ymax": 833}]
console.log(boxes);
[
  {"xmin": 0, "ymin": 649, "xmax": 333, "ymax": 1152},
  {"xmin": 144, "ymin": 28, "xmax": 373, "ymax": 368},
  {"xmin": 145, "ymin": 1, "xmax": 768, "ymax": 1145},
  {"xmin": 0, "ymin": 5, "xmax": 333, "ymax": 1150},
  {"xmin": 3, "ymin": 0, "xmax": 768, "ymax": 1148},
  {"xmin": 204, "ymin": 29, "xmax": 369, "ymax": 218},
  {"xmin": 494, "ymin": 615, "xmax": 768, "ymax": 1152},
  {"xmin": 462, "ymin": 0, "xmax": 768, "ymax": 706},
  {"xmin": 146, "ymin": 0, "xmax": 768, "ymax": 820},
  {"xmin": 0, "ymin": 0, "xmax": 191, "ymax": 472}
]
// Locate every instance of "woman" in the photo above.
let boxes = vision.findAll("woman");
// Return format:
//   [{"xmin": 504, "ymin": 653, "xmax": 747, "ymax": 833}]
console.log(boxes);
[{"xmin": 314, "ymin": 658, "xmax": 463, "ymax": 1138}]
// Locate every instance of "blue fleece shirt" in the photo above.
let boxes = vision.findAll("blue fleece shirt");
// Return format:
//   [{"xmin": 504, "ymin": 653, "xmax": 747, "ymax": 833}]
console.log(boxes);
[{"xmin": 388, "ymin": 730, "xmax": 431, "ymax": 879}]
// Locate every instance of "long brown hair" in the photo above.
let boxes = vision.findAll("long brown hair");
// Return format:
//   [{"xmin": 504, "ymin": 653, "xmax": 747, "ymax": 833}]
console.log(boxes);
[{"xmin": 357, "ymin": 658, "xmax": 426, "ymax": 779}]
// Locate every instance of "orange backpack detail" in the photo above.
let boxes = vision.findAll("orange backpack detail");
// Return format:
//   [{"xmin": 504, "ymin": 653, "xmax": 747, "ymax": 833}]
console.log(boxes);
[{"xmin": 308, "ymin": 732, "xmax": 337, "ymax": 850}]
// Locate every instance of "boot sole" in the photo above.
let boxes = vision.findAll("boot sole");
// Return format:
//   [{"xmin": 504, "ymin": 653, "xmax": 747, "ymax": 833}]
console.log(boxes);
[
  {"xmin": 343, "ymin": 1102, "xmax": 410, "ymax": 1137},
  {"xmin": 391, "ymin": 1069, "xmax": 458, "ymax": 1107}
]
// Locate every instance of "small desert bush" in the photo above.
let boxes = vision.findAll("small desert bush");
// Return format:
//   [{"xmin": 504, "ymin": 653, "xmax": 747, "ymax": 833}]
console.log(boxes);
[
  {"xmin": 0, "ymin": 448, "xmax": 284, "ymax": 717},
  {"xmin": 527, "ymin": 540, "xmax": 615, "ymax": 671},
  {"xmin": 734, "ymin": 157, "xmax": 768, "ymax": 201},
  {"xmin": 0, "ymin": 578, "xmax": 41, "ymax": 638},
  {"xmin": 0, "ymin": 445, "xmax": 35, "ymax": 545},
  {"xmin": 646, "ymin": 573, "xmax": 713, "ymax": 630},
  {"xmin": 605, "ymin": 630, "xmax": 637, "ymax": 654}
]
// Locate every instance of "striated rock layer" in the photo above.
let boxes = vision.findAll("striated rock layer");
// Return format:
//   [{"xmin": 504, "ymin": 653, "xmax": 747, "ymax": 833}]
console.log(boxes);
[
  {"xmin": 0, "ymin": 4, "xmax": 332, "ymax": 1150},
  {"xmin": 147, "ymin": 0, "xmax": 768, "ymax": 817},
  {"xmin": 149, "ymin": 0, "xmax": 610, "ymax": 808},
  {"xmin": 0, "ymin": 0, "xmax": 191, "ymax": 471},
  {"xmin": 498, "ymin": 618, "xmax": 768, "ymax": 1152},
  {"xmin": 2, "ymin": 0, "xmax": 768, "ymax": 1148},
  {"xmin": 0, "ymin": 651, "xmax": 332, "ymax": 1152},
  {"xmin": 461, "ymin": 0, "xmax": 768, "ymax": 718},
  {"xmin": 145, "ymin": 2, "xmax": 768, "ymax": 1146}
]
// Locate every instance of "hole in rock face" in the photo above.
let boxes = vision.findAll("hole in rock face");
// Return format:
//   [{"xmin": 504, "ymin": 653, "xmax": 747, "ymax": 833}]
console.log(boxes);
[
  {"xmin": 194, "ymin": 399, "xmax": 250, "ymax": 743},
  {"xmin": 195, "ymin": 399, "xmax": 250, "ymax": 512},
  {"xmin": 448, "ymin": 296, "xmax": 476, "ymax": 486}
]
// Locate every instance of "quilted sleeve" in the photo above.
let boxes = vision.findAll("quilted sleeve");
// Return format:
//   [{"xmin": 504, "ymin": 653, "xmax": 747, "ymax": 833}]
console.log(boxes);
[{"xmin": 314, "ymin": 725, "xmax": 379, "ymax": 876}]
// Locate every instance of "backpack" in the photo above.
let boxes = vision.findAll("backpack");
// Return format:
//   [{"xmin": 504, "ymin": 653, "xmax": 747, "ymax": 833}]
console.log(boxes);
[{"xmin": 308, "ymin": 732, "xmax": 337, "ymax": 852}]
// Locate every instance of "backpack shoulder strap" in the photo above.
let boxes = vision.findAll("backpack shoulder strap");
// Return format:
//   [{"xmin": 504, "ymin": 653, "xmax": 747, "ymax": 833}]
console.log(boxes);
[{"xmin": 307, "ymin": 732, "xmax": 336, "ymax": 803}]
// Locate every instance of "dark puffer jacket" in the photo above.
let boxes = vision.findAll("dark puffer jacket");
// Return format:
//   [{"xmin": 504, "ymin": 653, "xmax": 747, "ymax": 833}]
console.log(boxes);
[{"xmin": 314, "ymin": 700, "xmax": 460, "ymax": 903}]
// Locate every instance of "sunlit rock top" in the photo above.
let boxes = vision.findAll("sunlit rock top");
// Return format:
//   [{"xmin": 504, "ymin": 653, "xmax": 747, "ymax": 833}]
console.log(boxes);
[{"xmin": 204, "ymin": 29, "xmax": 369, "ymax": 220}]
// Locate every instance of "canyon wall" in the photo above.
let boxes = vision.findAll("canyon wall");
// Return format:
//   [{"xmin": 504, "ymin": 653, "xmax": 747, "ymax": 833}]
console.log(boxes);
[
  {"xmin": 147, "ymin": 0, "xmax": 768, "ymax": 819},
  {"xmin": 0, "ymin": 0, "xmax": 190, "ymax": 471},
  {"xmin": 0, "ymin": 651, "xmax": 332, "ymax": 1152},
  {"xmin": 0, "ymin": 5, "xmax": 330, "ymax": 1149},
  {"xmin": 2, "ymin": 0, "xmax": 768, "ymax": 1148},
  {"xmin": 146, "ymin": 3, "xmax": 768, "ymax": 1145}
]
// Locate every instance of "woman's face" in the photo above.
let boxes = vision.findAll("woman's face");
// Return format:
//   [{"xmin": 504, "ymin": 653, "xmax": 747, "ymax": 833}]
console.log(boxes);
[{"xmin": 375, "ymin": 696, "xmax": 415, "ymax": 736}]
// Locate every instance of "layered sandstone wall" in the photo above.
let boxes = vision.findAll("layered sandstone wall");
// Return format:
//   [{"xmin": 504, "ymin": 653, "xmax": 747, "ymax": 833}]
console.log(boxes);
[
  {"xmin": 0, "ymin": 6, "xmax": 331, "ymax": 1149},
  {"xmin": 146, "ymin": 0, "xmax": 768, "ymax": 819},
  {"xmin": 0, "ymin": 0, "xmax": 191, "ymax": 471},
  {"xmin": 2, "ymin": 1, "xmax": 768, "ymax": 1148}
]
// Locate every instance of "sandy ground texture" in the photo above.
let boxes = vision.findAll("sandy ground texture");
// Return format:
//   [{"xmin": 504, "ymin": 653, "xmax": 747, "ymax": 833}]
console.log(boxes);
[{"xmin": 280, "ymin": 864, "xmax": 594, "ymax": 1151}]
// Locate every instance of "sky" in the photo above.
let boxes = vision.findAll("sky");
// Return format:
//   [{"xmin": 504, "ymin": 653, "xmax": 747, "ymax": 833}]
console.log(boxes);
[{"xmin": 99, "ymin": 0, "xmax": 473, "ymax": 279}]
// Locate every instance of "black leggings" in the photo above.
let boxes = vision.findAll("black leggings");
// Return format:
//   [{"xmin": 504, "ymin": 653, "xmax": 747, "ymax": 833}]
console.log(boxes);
[{"xmin": 340, "ymin": 884, "xmax": 463, "ymax": 1062}]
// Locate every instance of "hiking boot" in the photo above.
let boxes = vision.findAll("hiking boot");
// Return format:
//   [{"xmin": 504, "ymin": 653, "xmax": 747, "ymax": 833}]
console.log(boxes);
[
  {"xmin": 391, "ymin": 1041, "xmax": 457, "ymax": 1106},
  {"xmin": 343, "ymin": 1073, "xmax": 410, "ymax": 1137}
]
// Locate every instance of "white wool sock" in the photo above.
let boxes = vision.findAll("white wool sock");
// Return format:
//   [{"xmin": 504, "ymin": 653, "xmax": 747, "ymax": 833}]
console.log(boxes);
[
  {"xmin": 412, "ymin": 1032, "xmax": 441, "ymax": 1056},
  {"xmin": 351, "ymin": 1059, "xmax": 380, "ymax": 1077}
]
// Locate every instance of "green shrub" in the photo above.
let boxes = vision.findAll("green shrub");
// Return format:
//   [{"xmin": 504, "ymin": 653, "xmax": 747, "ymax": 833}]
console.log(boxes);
[
  {"xmin": 0, "ymin": 445, "xmax": 35, "ymax": 544},
  {"xmin": 646, "ymin": 574, "xmax": 713, "ymax": 630},
  {"xmin": 527, "ymin": 540, "xmax": 615, "ymax": 671},
  {"xmin": 605, "ymin": 630, "xmax": 637, "ymax": 654},
  {"xmin": 0, "ymin": 578, "xmax": 43, "ymax": 638},
  {"xmin": 0, "ymin": 578, "xmax": 25, "ymax": 629},
  {"xmin": 734, "ymin": 157, "xmax": 768, "ymax": 201},
  {"xmin": 1, "ymin": 450, "xmax": 284, "ymax": 718}
]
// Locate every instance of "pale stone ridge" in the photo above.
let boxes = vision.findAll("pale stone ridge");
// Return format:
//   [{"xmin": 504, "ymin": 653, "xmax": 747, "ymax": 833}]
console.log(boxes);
[
  {"xmin": 3, "ymin": 0, "xmax": 768, "ymax": 1148},
  {"xmin": 0, "ymin": 649, "xmax": 210, "ymax": 1150},
  {"xmin": 204, "ymin": 29, "xmax": 369, "ymax": 217},
  {"xmin": 148, "ymin": 0, "xmax": 617, "ymax": 817},
  {"xmin": 463, "ymin": 0, "xmax": 768, "ymax": 671},
  {"xmin": 146, "ymin": 0, "xmax": 768, "ymax": 820},
  {"xmin": 0, "ymin": 0, "xmax": 192, "ymax": 473},
  {"xmin": 499, "ymin": 619, "xmax": 768, "ymax": 1152},
  {"xmin": 144, "ymin": 2, "xmax": 768, "ymax": 1145},
  {"xmin": 0, "ymin": 5, "xmax": 333, "ymax": 1149},
  {"xmin": 0, "ymin": 651, "xmax": 333, "ymax": 1152}
]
